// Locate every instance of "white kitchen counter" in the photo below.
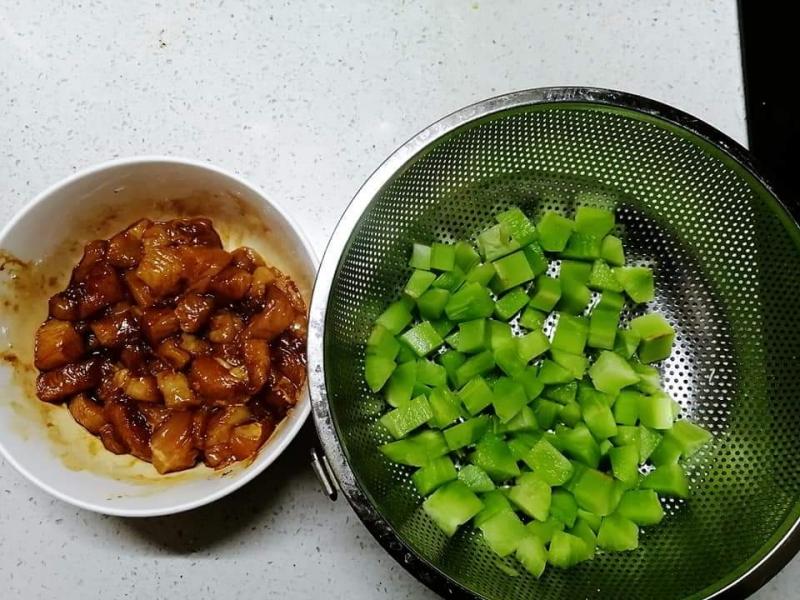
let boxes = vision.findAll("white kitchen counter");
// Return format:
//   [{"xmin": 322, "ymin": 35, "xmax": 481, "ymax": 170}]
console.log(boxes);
[{"xmin": 0, "ymin": 1, "xmax": 796, "ymax": 598}]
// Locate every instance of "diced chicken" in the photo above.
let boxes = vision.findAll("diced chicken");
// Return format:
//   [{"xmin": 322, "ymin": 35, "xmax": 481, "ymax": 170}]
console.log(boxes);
[
  {"xmin": 260, "ymin": 373, "xmax": 298, "ymax": 418},
  {"xmin": 137, "ymin": 403, "xmax": 171, "ymax": 430},
  {"xmin": 107, "ymin": 219, "xmax": 150, "ymax": 268},
  {"xmin": 177, "ymin": 246, "xmax": 232, "ymax": 292},
  {"xmin": 204, "ymin": 405, "xmax": 251, "ymax": 448},
  {"xmin": 245, "ymin": 287, "xmax": 295, "ymax": 341},
  {"xmin": 229, "ymin": 421, "xmax": 271, "ymax": 461},
  {"xmin": 34, "ymin": 319, "xmax": 85, "ymax": 370},
  {"xmin": 89, "ymin": 310, "xmax": 140, "ymax": 348},
  {"xmin": 175, "ymin": 293, "xmax": 214, "ymax": 333},
  {"xmin": 36, "ymin": 357, "xmax": 102, "ymax": 403},
  {"xmin": 98, "ymin": 423, "xmax": 128, "ymax": 454},
  {"xmin": 207, "ymin": 311, "xmax": 244, "ymax": 344},
  {"xmin": 72, "ymin": 240, "xmax": 108, "ymax": 283},
  {"xmin": 123, "ymin": 271, "xmax": 155, "ymax": 308},
  {"xmin": 123, "ymin": 373, "xmax": 161, "ymax": 402},
  {"xmin": 119, "ymin": 343, "xmax": 148, "ymax": 371},
  {"xmin": 230, "ymin": 247, "xmax": 266, "ymax": 272},
  {"xmin": 191, "ymin": 407, "xmax": 209, "ymax": 449},
  {"xmin": 209, "ymin": 266, "xmax": 252, "ymax": 302},
  {"xmin": 243, "ymin": 338, "xmax": 270, "ymax": 393},
  {"xmin": 178, "ymin": 333, "xmax": 212, "ymax": 357},
  {"xmin": 48, "ymin": 290, "xmax": 79, "ymax": 321},
  {"xmin": 139, "ymin": 307, "xmax": 180, "ymax": 345},
  {"xmin": 67, "ymin": 394, "xmax": 107, "ymax": 434},
  {"xmin": 246, "ymin": 266, "xmax": 277, "ymax": 306},
  {"xmin": 104, "ymin": 400, "xmax": 152, "ymax": 460},
  {"xmin": 188, "ymin": 356, "xmax": 246, "ymax": 402},
  {"xmin": 156, "ymin": 337, "xmax": 191, "ymax": 369},
  {"xmin": 150, "ymin": 411, "xmax": 198, "ymax": 474},
  {"xmin": 155, "ymin": 371, "xmax": 198, "ymax": 408},
  {"xmin": 272, "ymin": 331, "xmax": 307, "ymax": 387},
  {"xmin": 77, "ymin": 263, "xmax": 125, "ymax": 318},
  {"xmin": 136, "ymin": 246, "xmax": 184, "ymax": 297}
]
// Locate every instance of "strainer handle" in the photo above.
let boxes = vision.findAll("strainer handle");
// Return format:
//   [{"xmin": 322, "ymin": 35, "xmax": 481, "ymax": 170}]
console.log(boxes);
[{"xmin": 310, "ymin": 446, "xmax": 338, "ymax": 501}]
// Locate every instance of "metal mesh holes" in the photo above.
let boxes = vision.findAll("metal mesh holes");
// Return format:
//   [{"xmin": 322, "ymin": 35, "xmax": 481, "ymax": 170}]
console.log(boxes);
[{"xmin": 322, "ymin": 102, "xmax": 800, "ymax": 599}]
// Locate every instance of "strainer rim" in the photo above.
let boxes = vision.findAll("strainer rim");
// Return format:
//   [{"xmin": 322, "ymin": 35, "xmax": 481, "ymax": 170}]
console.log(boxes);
[{"xmin": 307, "ymin": 86, "xmax": 800, "ymax": 600}]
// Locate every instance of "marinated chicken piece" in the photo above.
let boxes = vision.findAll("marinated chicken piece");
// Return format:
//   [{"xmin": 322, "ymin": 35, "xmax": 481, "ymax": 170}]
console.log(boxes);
[
  {"xmin": 34, "ymin": 319, "xmax": 85, "ymax": 370},
  {"xmin": 175, "ymin": 293, "xmax": 214, "ymax": 333},
  {"xmin": 67, "ymin": 394, "xmax": 107, "ymax": 434},
  {"xmin": 36, "ymin": 357, "xmax": 102, "ymax": 403},
  {"xmin": 35, "ymin": 217, "xmax": 306, "ymax": 474},
  {"xmin": 150, "ymin": 411, "xmax": 198, "ymax": 474}
]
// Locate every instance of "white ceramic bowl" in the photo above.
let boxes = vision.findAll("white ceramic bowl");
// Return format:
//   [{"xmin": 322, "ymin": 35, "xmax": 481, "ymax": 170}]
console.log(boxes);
[{"xmin": 0, "ymin": 157, "xmax": 317, "ymax": 517}]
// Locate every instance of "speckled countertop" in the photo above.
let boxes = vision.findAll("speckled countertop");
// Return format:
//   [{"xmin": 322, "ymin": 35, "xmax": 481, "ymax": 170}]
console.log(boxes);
[{"xmin": 0, "ymin": 1, "xmax": 796, "ymax": 598}]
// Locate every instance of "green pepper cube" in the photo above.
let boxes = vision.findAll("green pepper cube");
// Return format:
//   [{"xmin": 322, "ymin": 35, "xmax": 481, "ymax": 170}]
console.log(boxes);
[
  {"xmin": 601, "ymin": 235, "xmax": 625, "ymax": 266},
  {"xmin": 496, "ymin": 206, "xmax": 538, "ymax": 246},
  {"xmin": 551, "ymin": 489, "xmax": 578, "ymax": 527},
  {"xmin": 492, "ymin": 377, "xmax": 529, "ymax": 423},
  {"xmin": 409, "ymin": 243, "xmax": 432, "ymax": 270},
  {"xmin": 561, "ymin": 233, "xmax": 602, "ymax": 261},
  {"xmin": 416, "ymin": 359, "xmax": 446, "ymax": 387},
  {"xmin": 517, "ymin": 330, "xmax": 550, "ymax": 362},
  {"xmin": 455, "ymin": 350, "xmax": 496, "ymax": 388},
  {"xmin": 539, "ymin": 359, "xmax": 574, "ymax": 384},
  {"xmin": 537, "ymin": 211, "xmax": 575, "ymax": 252},
  {"xmin": 588, "ymin": 308, "xmax": 620, "ymax": 350},
  {"xmin": 423, "ymin": 481, "xmax": 484, "ymax": 537},
  {"xmin": 479, "ymin": 509, "xmax": 527, "ymax": 557},
  {"xmin": 614, "ymin": 266, "xmax": 655, "ymax": 304},
  {"xmin": 527, "ymin": 516, "xmax": 565, "ymax": 544},
  {"xmin": 550, "ymin": 350, "xmax": 588, "ymax": 379},
  {"xmin": 630, "ymin": 313, "xmax": 675, "ymax": 363},
  {"xmin": 580, "ymin": 393, "xmax": 618, "ymax": 440},
  {"xmin": 509, "ymin": 472, "xmax": 552, "ymax": 520},
  {"xmin": 458, "ymin": 464, "xmax": 496, "ymax": 493},
  {"xmin": 474, "ymin": 490, "xmax": 513, "ymax": 526},
  {"xmin": 465, "ymin": 262, "xmax": 497, "ymax": 286},
  {"xmin": 557, "ymin": 424, "xmax": 601, "ymax": 469},
  {"xmin": 614, "ymin": 328, "xmax": 641, "ymax": 359},
  {"xmin": 439, "ymin": 350, "xmax": 465, "ymax": 388},
  {"xmin": 400, "ymin": 321, "xmax": 444, "ymax": 357},
  {"xmin": 404, "ymin": 269, "xmax": 437, "ymax": 299},
  {"xmin": 577, "ymin": 509, "xmax": 602, "ymax": 533},
  {"xmin": 458, "ymin": 375, "xmax": 494, "ymax": 415},
  {"xmin": 445, "ymin": 282, "xmax": 495, "ymax": 322},
  {"xmin": 638, "ymin": 426, "xmax": 663, "ymax": 463},
  {"xmin": 575, "ymin": 206, "xmax": 615, "ymax": 237},
  {"xmin": 454, "ymin": 240, "xmax": 481, "ymax": 272},
  {"xmin": 503, "ymin": 404, "xmax": 539, "ymax": 432},
  {"xmin": 588, "ymin": 260, "xmax": 623, "ymax": 292},
  {"xmin": 598, "ymin": 290, "xmax": 625, "ymax": 312},
  {"xmin": 552, "ymin": 313, "xmax": 588, "ymax": 354},
  {"xmin": 470, "ymin": 434, "xmax": 521, "ymax": 481},
  {"xmin": 558, "ymin": 277, "xmax": 591, "ymax": 314},
  {"xmin": 380, "ymin": 394, "xmax": 434, "ymax": 439},
  {"xmin": 614, "ymin": 390, "xmax": 642, "ymax": 425},
  {"xmin": 443, "ymin": 415, "xmax": 492, "ymax": 450},
  {"xmin": 616, "ymin": 489, "xmax": 664, "ymax": 526},
  {"xmin": 396, "ymin": 343, "xmax": 417, "ymax": 364},
  {"xmin": 638, "ymin": 391, "xmax": 675, "ymax": 430},
  {"xmin": 523, "ymin": 242, "xmax": 549, "ymax": 276},
  {"xmin": 609, "ymin": 445, "xmax": 640, "ymax": 486},
  {"xmin": 632, "ymin": 362, "xmax": 661, "ymax": 394},
  {"xmin": 597, "ymin": 514, "xmax": 639, "ymax": 552},
  {"xmin": 477, "ymin": 223, "xmax": 520, "ymax": 261},
  {"xmin": 384, "ymin": 361, "xmax": 416, "ymax": 407},
  {"xmin": 427, "ymin": 387, "xmax": 463, "ymax": 429},
  {"xmin": 560, "ymin": 259, "xmax": 592, "ymax": 283},
  {"xmin": 432, "ymin": 269, "xmax": 465, "ymax": 291},
  {"xmin": 641, "ymin": 464, "xmax": 689, "ymax": 498},
  {"xmin": 445, "ymin": 331, "xmax": 462, "ymax": 351},
  {"xmin": 456, "ymin": 318, "xmax": 488, "ymax": 353},
  {"xmin": 669, "ymin": 420, "xmax": 712, "ymax": 457},
  {"xmin": 495, "ymin": 345, "xmax": 527, "ymax": 377},
  {"xmin": 548, "ymin": 531, "xmax": 589, "ymax": 568},
  {"xmin": 589, "ymin": 351, "xmax": 640, "ymax": 395},
  {"xmin": 559, "ymin": 403, "xmax": 580, "ymax": 428},
  {"xmin": 649, "ymin": 434, "xmax": 683, "ymax": 466},
  {"xmin": 432, "ymin": 318, "xmax": 456, "ymax": 339},
  {"xmin": 529, "ymin": 275, "xmax": 562, "ymax": 311},
  {"xmin": 516, "ymin": 535, "xmax": 548, "ymax": 578},
  {"xmin": 545, "ymin": 381, "xmax": 578, "ymax": 404},
  {"xmin": 365, "ymin": 355, "xmax": 396, "ymax": 392},
  {"xmin": 376, "ymin": 300, "xmax": 414, "ymax": 334},
  {"xmin": 380, "ymin": 430, "xmax": 449, "ymax": 466},
  {"xmin": 515, "ymin": 367, "xmax": 545, "ymax": 401},
  {"xmin": 430, "ymin": 242, "xmax": 456, "ymax": 271},
  {"xmin": 412, "ymin": 456, "xmax": 458, "ymax": 495},
  {"xmin": 417, "ymin": 288, "xmax": 450, "ymax": 320},
  {"xmin": 531, "ymin": 438, "xmax": 574, "ymax": 485},
  {"xmin": 488, "ymin": 319, "xmax": 514, "ymax": 350},
  {"xmin": 494, "ymin": 287, "xmax": 530, "ymax": 321},
  {"xmin": 572, "ymin": 467, "xmax": 619, "ymax": 516},
  {"xmin": 569, "ymin": 519, "xmax": 597, "ymax": 560},
  {"xmin": 599, "ymin": 439, "xmax": 614, "ymax": 457},
  {"xmin": 491, "ymin": 250, "xmax": 536, "ymax": 293},
  {"xmin": 367, "ymin": 324, "xmax": 401, "ymax": 360},
  {"xmin": 519, "ymin": 306, "xmax": 547, "ymax": 331},
  {"xmin": 534, "ymin": 399, "xmax": 561, "ymax": 430}
]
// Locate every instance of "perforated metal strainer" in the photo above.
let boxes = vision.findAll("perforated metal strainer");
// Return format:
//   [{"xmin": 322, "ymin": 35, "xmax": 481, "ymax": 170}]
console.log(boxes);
[{"xmin": 308, "ymin": 88, "xmax": 800, "ymax": 599}]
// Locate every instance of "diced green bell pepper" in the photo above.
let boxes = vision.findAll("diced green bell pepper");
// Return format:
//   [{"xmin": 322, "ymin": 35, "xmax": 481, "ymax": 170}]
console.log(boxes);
[
  {"xmin": 539, "ymin": 359, "xmax": 575, "ymax": 384},
  {"xmin": 457, "ymin": 318, "xmax": 488, "ymax": 353},
  {"xmin": 395, "ymin": 343, "xmax": 417, "ymax": 364},
  {"xmin": 572, "ymin": 467, "xmax": 619, "ymax": 516},
  {"xmin": 478, "ymin": 223, "xmax": 520, "ymax": 261},
  {"xmin": 496, "ymin": 207, "xmax": 537, "ymax": 246},
  {"xmin": 515, "ymin": 367, "xmax": 545, "ymax": 401},
  {"xmin": 669, "ymin": 420, "xmax": 712, "ymax": 457},
  {"xmin": 560, "ymin": 402, "xmax": 582, "ymax": 427},
  {"xmin": 630, "ymin": 313, "xmax": 675, "ymax": 363},
  {"xmin": 457, "ymin": 374, "xmax": 494, "ymax": 415},
  {"xmin": 517, "ymin": 330, "xmax": 550, "ymax": 362},
  {"xmin": 638, "ymin": 426, "xmax": 663, "ymax": 463},
  {"xmin": 551, "ymin": 313, "xmax": 588, "ymax": 354},
  {"xmin": 575, "ymin": 206, "xmax": 615, "ymax": 237},
  {"xmin": 430, "ymin": 318, "xmax": 455, "ymax": 338},
  {"xmin": 409, "ymin": 243, "xmax": 432, "ymax": 270},
  {"xmin": 601, "ymin": 235, "xmax": 625, "ymax": 266},
  {"xmin": 569, "ymin": 519, "xmax": 597, "ymax": 560},
  {"xmin": 557, "ymin": 424, "xmax": 601, "ymax": 469},
  {"xmin": 502, "ymin": 405, "xmax": 539, "ymax": 433},
  {"xmin": 533, "ymin": 399, "xmax": 561, "ymax": 429},
  {"xmin": 495, "ymin": 345, "xmax": 527, "ymax": 377},
  {"xmin": 416, "ymin": 359, "xmax": 447, "ymax": 387},
  {"xmin": 380, "ymin": 430, "xmax": 449, "ymax": 466},
  {"xmin": 638, "ymin": 391, "xmax": 675, "ymax": 430},
  {"xmin": 445, "ymin": 282, "xmax": 495, "ymax": 322},
  {"xmin": 550, "ymin": 351, "xmax": 587, "ymax": 379},
  {"xmin": 380, "ymin": 394, "xmax": 434, "ymax": 439},
  {"xmin": 417, "ymin": 288, "xmax": 450, "ymax": 320},
  {"xmin": 430, "ymin": 243, "xmax": 456, "ymax": 271},
  {"xmin": 439, "ymin": 350, "xmax": 466, "ymax": 388},
  {"xmin": 412, "ymin": 456, "xmax": 458, "ymax": 495},
  {"xmin": 641, "ymin": 463, "xmax": 689, "ymax": 498},
  {"xmin": 475, "ymin": 489, "xmax": 512, "ymax": 526},
  {"xmin": 428, "ymin": 387, "xmax": 463, "ymax": 429},
  {"xmin": 384, "ymin": 361, "xmax": 416, "ymax": 407},
  {"xmin": 493, "ymin": 377, "xmax": 528, "ymax": 423},
  {"xmin": 367, "ymin": 324, "xmax": 401, "ymax": 361},
  {"xmin": 548, "ymin": 531, "xmax": 589, "ymax": 568},
  {"xmin": 454, "ymin": 350, "xmax": 496, "ymax": 387},
  {"xmin": 649, "ymin": 434, "xmax": 683, "ymax": 466},
  {"xmin": 562, "ymin": 232, "xmax": 602, "ymax": 261},
  {"xmin": 558, "ymin": 277, "xmax": 591, "ymax": 314},
  {"xmin": 614, "ymin": 266, "xmax": 654, "ymax": 303},
  {"xmin": 577, "ymin": 509, "xmax": 602, "ymax": 533},
  {"xmin": 597, "ymin": 290, "xmax": 625, "ymax": 312},
  {"xmin": 530, "ymin": 438, "xmax": 573, "ymax": 485},
  {"xmin": 588, "ymin": 259, "xmax": 623, "ymax": 292},
  {"xmin": 597, "ymin": 514, "xmax": 639, "ymax": 551},
  {"xmin": 632, "ymin": 362, "xmax": 661, "ymax": 394},
  {"xmin": 400, "ymin": 321, "xmax": 444, "ymax": 357},
  {"xmin": 376, "ymin": 300, "xmax": 414, "ymax": 334},
  {"xmin": 432, "ymin": 269, "xmax": 466, "ymax": 291},
  {"xmin": 465, "ymin": 262, "xmax": 497, "ymax": 286},
  {"xmin": 487, "ymin": 319, "xmax": 514, "ymax": 350},
  {"xmin": 494, "ymin": 287, "xmax": 529, "ymax": 321},
  {"xmin": 404, "ymin": 269, "xmax": 437, "ymax": 299},
  {"xmin": 580, "ymin": 392, "xmax": 618, "ymax": 440},
  {"xmin": 479, "ymin": 509, "xmax": 527, "ymax": 557},
  {"xmin": 365, "ymin": 355, "xmax": 396, "ymax": 392},
  {"xmin": 609, "ymin": 445, "xmax": 640, "ymax": 486},
  {"xmin": 614, "ymin": 328, "xmax": 641, "ymax": 358},
  {"xmin": 614, "ymin": 390, "xmax": 642, "ymax": 425},
  {"xmin": 527, "ymin": 516, "xmax": 564, "ymax": 544},
  {"xmin": 423, "ymin": 481, "xmax": 484, "ymax": 537},
  {"xmin": 458, "ymin": 464, "xmax": 496, "ymax": 492},
  {"xmin": 515, "ymin": 535, "xmax": 548, "ymax": 578},
  {"xmin": 523, "ymin": 242, "xmax": 549, "ymax": 276},
  {"xmin": 454, "ymin": 240, "xmax": 481, "ymax": 272},
  {"xmin": 589, "ymin": 351, "xmax": 640, "ymax": 395},
  {"xmin": 509, "ymin": 472, "xmax": 551, "ymax": 520},
  {"xmin": 470, "ymin": 433, "xmax": 521, "ymax": 481},
  {"xmin": 529, "ymin": 275, "xmax": 562, "ymax": 311},
  {"xmin": 588, "ymin": 308, "xmax": 620, "ymax": 350},
  {"xmin": 491, "ymin": 250, "xmax": 536, "ymax": 293},
  {"xmin": 560, "ymin": 259, "xmax": 592, "ymax": 283},
  {"xmin": 616, "ymin": 489, "xmax": 664, "ymax": 525},
  {"xmin": 443, "ymin": 415, "xmax": 491, "ymax": 451},
  {"xmin": 550, "ymin": 489, "xmax": 578, "ymax": 527},
  {"xmin": 537, "ymin": 211, "xmax": 574, "ymax": 252},
  {"xmin": 545, "ymin": 381, "xmax": 577, "ymax": 405},
  {"xmin": 519, "ymin": 306, "xmax": 547, "ymax": 330}
]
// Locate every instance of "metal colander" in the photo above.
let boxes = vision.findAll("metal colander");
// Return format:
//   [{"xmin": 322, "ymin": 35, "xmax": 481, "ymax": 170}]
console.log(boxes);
[{"xmin": 308, "ymin": 88, "xmax": 800, "ymax": 599}]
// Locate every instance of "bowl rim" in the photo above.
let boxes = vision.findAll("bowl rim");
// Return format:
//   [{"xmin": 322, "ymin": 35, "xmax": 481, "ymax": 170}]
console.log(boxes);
[
  {"xmin": 0, "ymin": 155, "xmax": 319, "ymax": 517},
  {"xmin": 307, "ymin": 87, "xmax": 800, "ymax": 599}
]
